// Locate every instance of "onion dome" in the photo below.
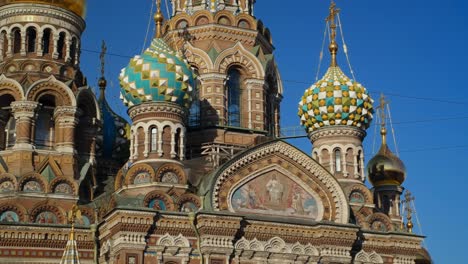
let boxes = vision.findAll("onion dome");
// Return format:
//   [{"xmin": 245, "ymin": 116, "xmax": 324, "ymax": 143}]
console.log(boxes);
[
  {"xmin": 297, "ymin": 1, "xmax": 373, "ymax": 133},
  {"xmin": 119, "ymin": 6, "xmax": 195, "ymax": 109},
  {"xmin": 367, "ymin": 128, "xmax": 406, "ymax": 187},
  {"xmin": 298, "ymin": 67, "xmax": 374, "ymax": 132},
  {"xmin": 0, "ymin": 0, "xmax": 87, "ymax": 17},
  {"xmin": 98, "ymin": 78, "xmax": 130, "ymax": 162},
  {"xmin": 367, "ymin": 95, "xmax": 406, "ymax": 187}
]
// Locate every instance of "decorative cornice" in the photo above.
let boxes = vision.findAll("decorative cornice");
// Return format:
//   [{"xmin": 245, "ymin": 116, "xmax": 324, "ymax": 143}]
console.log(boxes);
[
  {"xmin": 128, "ymin": 102, "xmax": 186, "ymax": 120},
  {"xmin": 0, "ymin": 3, "xmax": 85, "ymax": 33},
  {"xmin": 309, "ymin": 126, "xmax": 366, "ymax": 142}
]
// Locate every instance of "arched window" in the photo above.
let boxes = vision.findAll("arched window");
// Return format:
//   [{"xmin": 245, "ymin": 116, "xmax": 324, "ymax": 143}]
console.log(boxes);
[
  {"xmin": 150, "ymin": 127, "xmax": 157, "ymax": 152},
  {"xmin": 0, "ymin": 94, "xmax": 15, "ymax": 150},
  {"xmin": 357, "ymin": 150, "xmax": 362, "ymax": 174},
  {"xmin": 57, "ymin": 32, "xmax": 66, "ymax": 59},
  {"xmin": 188, "ymin": 68, "xmax": 201, "ymax": 128},
  {"xmin": 12, "ymin": 28, "xmax": 21, "ymax": 54},
  {"xmin": 5, "ymin": 115, "xmax": 16, "ymax": 149},
  {"xmin": 35, "ymin": 95, "xmax": 55, "ymax": 149},
  {"xmin": 226, "ymin": 68, "xmax": 241, "ymax": 127},
  {"xmin": 334, "ymin": 149, "xmax": 342, "ymax": 172},
  {"xmin": 42, "ymin": 28, "xmax": 52, "ymax": 55},
  {"xmin": 26, "ymin": 27, "xmax": 36, "ymax": 53},
  {"xmin": 70, "ymin": 37, "xmax": 77, "ymax": 64}
]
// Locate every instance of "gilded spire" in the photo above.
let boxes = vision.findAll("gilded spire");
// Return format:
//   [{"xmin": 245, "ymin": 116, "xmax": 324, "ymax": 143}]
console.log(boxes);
[
  {"xmin": 326, "ymin": 1, "xmax": 340, "ymax": 67},
  {"xmin": 378, "ymin": 93, "xmax": 388, "ymax": 145},
  {"xmin": 60, "ymin": 205, "xmax": 82, "ymax": 264},
  {"xmin": 98, "ymin": 40, "xmax": 107, "ymax": 99},
  {"xmin": 154, "ymin": 0, "xmax": 164, "ymax": 38},
  {"xmin": 404, "ymin": 191, "xmax": 415, "ymax": 233}
]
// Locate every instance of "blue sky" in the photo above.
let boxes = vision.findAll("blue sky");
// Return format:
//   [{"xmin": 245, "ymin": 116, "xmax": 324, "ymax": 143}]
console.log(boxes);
[{"xmin": 80, "ymin": 1, "xmax": 468, "ymax": 262}]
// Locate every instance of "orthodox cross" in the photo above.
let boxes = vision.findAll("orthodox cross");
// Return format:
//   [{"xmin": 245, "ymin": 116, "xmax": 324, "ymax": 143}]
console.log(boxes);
[
  {"xmin": 326, "ymin": 1, "xmax": 340, "ymax": 67},
  {"xmin": 100, "ymin": 40, "xmax": 107, "ymax": 78},
  {"xmin": 403, "ymin": 190, "xmax": 415, "ymax": 233}
]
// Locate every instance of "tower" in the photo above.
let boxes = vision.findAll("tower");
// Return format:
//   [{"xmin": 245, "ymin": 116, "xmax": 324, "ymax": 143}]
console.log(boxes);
[
  {"xmin": 0, "ymin": 1, "xmax": 97, "ymax": 262},
  {"xmin": 163, "ymin": 0, "xmax": 282, "ymax": 160},
  {"xmin": 367, "ymin": 94, "xmax": 406, "ymax": 226},
  {"xmin": 298, "ymin": 2, "xmax": 374, "ymax": 184}
]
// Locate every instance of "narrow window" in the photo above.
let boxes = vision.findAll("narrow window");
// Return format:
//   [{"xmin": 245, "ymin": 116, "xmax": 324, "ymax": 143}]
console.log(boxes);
[
  {"xmin": 150, "ymin": 127, "xmax": 157, "ymax": 152},
  {"xmin": 357, "ymin": 150, "xmax": 362, "ymax": 174},
  {"xmin": 13, "ymin": 28, "xmax": 21, "ymax": 54},
  {"xmin": 5, "ymin": 115, "xmax": 15, "ymax": 148},
  {"xmin": 334, "ymin": 149, "xmax": 342, "ymax": 172},
  {"xmin": 42, "ymin": 29, "xmax": 51, "ymax": 55},
  {"xmin": 35, "ymin": 95, "xmax": 55, "ymax": 149},
  {"xmin": 226, "ymin": 68, "xmax": 241, "ymax": 127},
  {"xmin": 57, "ymin": 32, "xmax": 66, "ymax": 59},
  {"xmin": 26, "ymin": 27, "xmax": 36, "ymax": 53},
  {"xmin": 70, "ymin": 37, "xmax": 77, "ymax": 64}
]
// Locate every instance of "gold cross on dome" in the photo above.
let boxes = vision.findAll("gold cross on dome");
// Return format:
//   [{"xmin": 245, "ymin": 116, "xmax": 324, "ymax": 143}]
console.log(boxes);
[{"xmin": 100, "ymin": 40, "xmax": 107, "ymax": 78}]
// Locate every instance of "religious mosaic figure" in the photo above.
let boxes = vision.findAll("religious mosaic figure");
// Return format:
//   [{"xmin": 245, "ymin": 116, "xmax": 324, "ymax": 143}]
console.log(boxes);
[
  {"xmin": 0, "ymin": 180, "xmax": 14, "ymax": 192},
  {"xmin": 266, "ymin": 175, "xmax": 284, "ymax": 205},
  {"xmin": 181, "ymin": 202, "xmax": 198, "ymax": 212},
  {"xmin": 0, "ymin": 211, "xmax": 19, "ymax": 222},
  {"xmin": 54, "ymin": 183, "xmax": 73, "ymax": 194},
  {"xmin": 134, "ymin": 172, "xmax": 151, "ymax": 184},
  {"xmin": 23, "ymin": 181, "xmax": 42, "ymax": 192},
  {"xmin": 36, "ymin": 211, "xmax": 58, "ymax": 224},
  {"xmin": 161, "ymin": 171, "xmax": 179, "ymax": 184}
]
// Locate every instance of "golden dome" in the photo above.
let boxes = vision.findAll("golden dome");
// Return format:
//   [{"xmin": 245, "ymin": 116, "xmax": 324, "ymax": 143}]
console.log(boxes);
[
  {"xmin": 367, "ymin": 140, "xmax": 406, "ymax": 187},
  {"xmin": 0, "ymin": 0, "xmax": 87, "ymax": 17}
]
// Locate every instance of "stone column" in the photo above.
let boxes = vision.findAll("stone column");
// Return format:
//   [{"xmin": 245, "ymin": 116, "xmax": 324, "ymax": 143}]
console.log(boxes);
[
  {"xmin": 20, "ymin": 30, "xmax": 26, "ymax": 56},
  {"xmin": 157, "ymin": 129, "xmax": 163, "ymax": 157},
  {"xmin": 179, "ymin": 130, "xmax": 185, "ymax": 160},
  {"xmin": 6, "ymin": 33, "xmax": 12, "ymax": 57},
  {"xmin": 11, "ymin": 101, "xmax": 38, "ymax": 150},
  {"xmin": 36, "ymin": 31, "xmax": 43, "ymax": 56},
  {"xmin": 54, "ymin": 106, "xmax": 78, "ymax": 154},
  {"xmin": 170, "ymin": 130, "xmax": 177, "ymax": 158},
  {"xmin": 52, "ymin": 33, "xmax": 59, "ymax": 59},
  {"xmin": 64, "ymin": 38, "xmax": 71, "ymax": 62},
  {"xmin": 143, "ymin": 126, "xmax": 149, "ymax": 158}
]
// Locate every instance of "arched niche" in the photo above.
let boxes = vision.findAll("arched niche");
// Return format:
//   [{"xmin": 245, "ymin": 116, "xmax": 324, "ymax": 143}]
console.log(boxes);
[{"xmin": 208, "ymin": 140, "xmax": 350, "ymax": 224}]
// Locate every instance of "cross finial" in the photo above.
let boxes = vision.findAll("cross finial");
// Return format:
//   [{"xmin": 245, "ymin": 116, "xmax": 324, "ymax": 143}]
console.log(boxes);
[
  {"xmin": 68, "ymin": 205, "xmax": 82, "ymax": 240},
  {"xmin": 378, "ymin": 93, "xmax": 389, "ymax": 144},
  {"xmin": 99, "ymin": 40, "xmax": 107, "ymax": 78},
  {"xmin": 326, "ymin": 1, "xmax": 340, "ymax": 67},
  {"xmin": 403, "ymin": 190, "xmax": 415, "ymax": 233}
]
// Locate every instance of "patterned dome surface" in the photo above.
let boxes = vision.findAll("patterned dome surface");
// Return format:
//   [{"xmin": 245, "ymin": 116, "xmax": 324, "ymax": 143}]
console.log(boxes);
[
  {"xmin": 298, "ymin": 67, "xmax": 374, "ymax": 132},
  {"xmin": 119, "ymin": 38, "xmax": 195, "ymax": 109},
  {"xmin": 0, "ymin": 0, "xmax": 87, "ymax": 17}
]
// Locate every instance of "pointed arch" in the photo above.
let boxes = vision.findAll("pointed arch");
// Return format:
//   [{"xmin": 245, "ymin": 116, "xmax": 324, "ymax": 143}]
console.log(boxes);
[
  {"xmin": 26, "ymin": 75, "xmax": 76, "ymax": 106},
  {"xmin": 0, "ymin": 74, "xmax": 25, "ymax": 100},
  {"xmin": 214, "ymin": 42, "xmax": 265, "ymax": 79},
  {"xmin": 183, "ymin": 42, "xmax": 213, "ymax": 73}
]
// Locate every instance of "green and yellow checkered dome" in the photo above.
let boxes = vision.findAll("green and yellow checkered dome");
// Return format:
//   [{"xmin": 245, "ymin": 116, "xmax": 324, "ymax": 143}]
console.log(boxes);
[
  {"xmin": 119, "ymin": 38, "xmax": 195, "ymax": 109},
  {"xmin": 298, "ymin": 66, "xmax": 374, "ymax": 132}
]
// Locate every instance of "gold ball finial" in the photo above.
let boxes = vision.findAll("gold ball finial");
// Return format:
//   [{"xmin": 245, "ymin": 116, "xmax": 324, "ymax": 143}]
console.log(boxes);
[
  {"xmin": 154, "ymin": 0, "xmax": 164, "ymax": 38},
  {"xmin": 98, "ymin": 77, "xmax": 107, "ymax": 88}
]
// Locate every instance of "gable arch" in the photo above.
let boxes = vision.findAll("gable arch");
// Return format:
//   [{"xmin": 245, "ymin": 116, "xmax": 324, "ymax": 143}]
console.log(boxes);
[
  {"xmin": 208, "ymin": 140, "xmax": 349, "ymax": 224},
  {"xmin": 0, "ymin": 74, "xmax": 25, "ymax": 100},
  {"xmin": 26, "ymin": 76, "xmax": 76, "ymax": 106},
  {"xmin": 214, "ymin": 42, "xmax": 265, "ymax": 79},
  {"xmin": 183, "ymin": 42, "xmax": 213, "ymax": 73}
]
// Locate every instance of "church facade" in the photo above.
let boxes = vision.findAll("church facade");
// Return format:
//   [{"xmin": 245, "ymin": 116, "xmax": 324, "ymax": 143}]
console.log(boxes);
[{"xmin": 0, "ymin": 1, "xmax": 432, "ymax": 264}]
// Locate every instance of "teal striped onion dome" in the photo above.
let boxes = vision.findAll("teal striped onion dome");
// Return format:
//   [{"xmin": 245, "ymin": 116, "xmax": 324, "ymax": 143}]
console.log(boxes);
[
  {"xmin": 119, "ymin": 38, "xmax": 196, "ymax": 108},
  {"xmin": 298, "ymin": 66, "xmax": 374, "ymax": 132}
]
